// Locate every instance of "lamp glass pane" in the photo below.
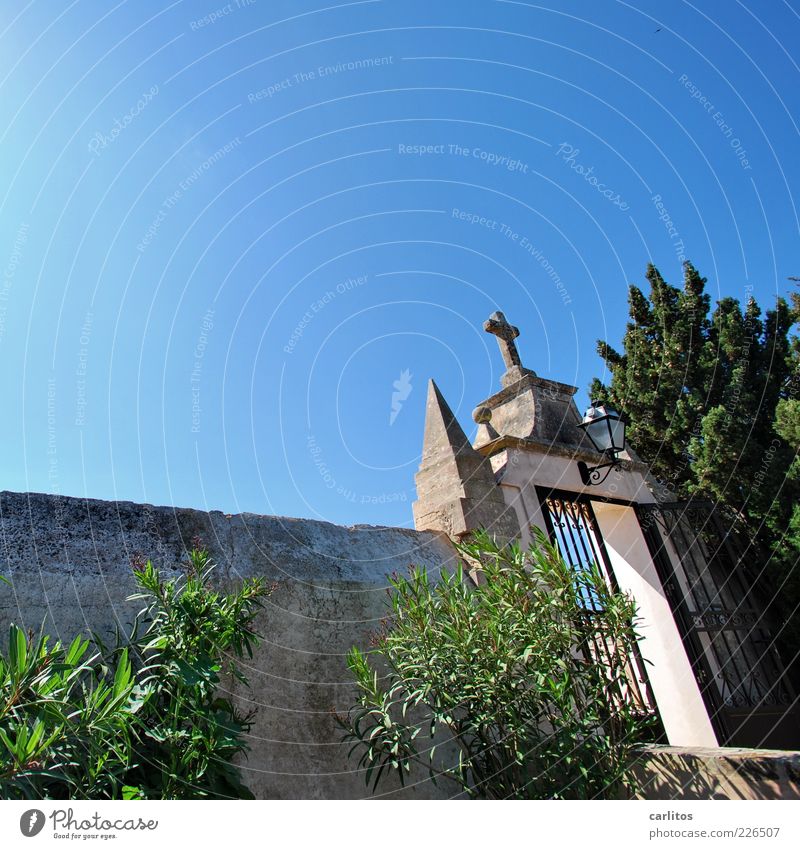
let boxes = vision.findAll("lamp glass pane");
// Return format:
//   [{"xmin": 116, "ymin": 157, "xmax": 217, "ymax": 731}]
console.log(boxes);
[
  {"xmin": 608, "ymin": 416, "xmax": 626, "ymax": 452},
  {"xmin": 585, "ymin": 417, "xmax": 613, "ymax": 451}
]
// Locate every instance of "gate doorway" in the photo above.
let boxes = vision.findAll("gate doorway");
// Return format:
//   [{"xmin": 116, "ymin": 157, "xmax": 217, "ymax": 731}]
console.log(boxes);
[
  {"xmin": 538, "ymin": 489, "xmax": 663, "ymax": 738},
  {"xmin": 636, "ymin": 500, "xmax": 798, "ymax": 749}
]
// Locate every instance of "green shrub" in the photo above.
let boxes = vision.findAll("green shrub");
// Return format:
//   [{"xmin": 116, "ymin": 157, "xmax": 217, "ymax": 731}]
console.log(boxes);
[
  {"xmin": 0, "ymin": 546, "xmax": 272, "ymax": 799},
  {"xmin": 338, "ymin": 528, "xmax": 657, "ymax": 799}
]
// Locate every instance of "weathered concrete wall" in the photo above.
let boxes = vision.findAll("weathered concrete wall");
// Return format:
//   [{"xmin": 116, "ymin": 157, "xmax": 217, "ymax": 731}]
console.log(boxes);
[
  {"xmin": 4, "ymin": 491, "xmax": 799, "ymax": 801},
  {"xmin": 633, "ymin": 745, "xmax": 800, "ymax": 800},
  {"xmin": 0, "ymin": 490, "xmax": 457, "ymax": 799}
]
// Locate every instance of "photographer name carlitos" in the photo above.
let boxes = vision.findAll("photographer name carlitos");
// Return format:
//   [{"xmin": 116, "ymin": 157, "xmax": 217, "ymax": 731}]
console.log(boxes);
[{"xmin": 49, "ymin": 807, "xmax": 158, "ymax": 837}]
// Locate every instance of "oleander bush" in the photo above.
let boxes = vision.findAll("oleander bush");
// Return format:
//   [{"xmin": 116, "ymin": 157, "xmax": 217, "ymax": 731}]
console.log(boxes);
[
  {"xmin": 338, "ymin": 528, "xmax": 657, "ymax": 799},
  {"xmin": 0, "ymin": 545, "xmax": 272, "ymax": 800}
]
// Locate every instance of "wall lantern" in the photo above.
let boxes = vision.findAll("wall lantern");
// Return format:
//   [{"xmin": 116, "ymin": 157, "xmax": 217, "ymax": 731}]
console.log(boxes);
[{"xmin": 576, "ymin": 402, "xmax": 627, "ymax": 486}]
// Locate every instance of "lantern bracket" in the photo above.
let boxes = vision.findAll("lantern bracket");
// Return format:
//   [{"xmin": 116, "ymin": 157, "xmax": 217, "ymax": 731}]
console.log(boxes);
[{"xmin": 576, "ymin": 455, "xmax": 620, "ymax": 486}]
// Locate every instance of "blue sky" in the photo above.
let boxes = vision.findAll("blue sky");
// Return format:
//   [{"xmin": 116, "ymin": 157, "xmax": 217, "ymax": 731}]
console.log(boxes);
[{"xmin": 0, "ymin": 0, "xmax": 798, "ymax": 527}]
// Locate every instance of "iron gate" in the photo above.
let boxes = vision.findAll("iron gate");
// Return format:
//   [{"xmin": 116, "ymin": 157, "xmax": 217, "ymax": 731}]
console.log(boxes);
[
  {"xmin": 636, "ymin": 500, "xmax": 798, "ymax": 748},
  {"xmin": 538, "ymin": 490, "xmax": 662, "ymax": 735}
]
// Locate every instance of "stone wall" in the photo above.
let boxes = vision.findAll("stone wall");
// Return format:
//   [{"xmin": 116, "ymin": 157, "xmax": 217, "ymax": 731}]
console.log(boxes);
[
  {"xmin": 0, "ymin": 490, "xmax": 457, "ymax": 799},
  {"xmin": 3, "ymin": 490, "xmax": 798, "ymax": 801}
]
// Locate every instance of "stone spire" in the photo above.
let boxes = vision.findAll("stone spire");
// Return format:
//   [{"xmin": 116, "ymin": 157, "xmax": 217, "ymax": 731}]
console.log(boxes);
[
  {"xmin": 484, "ymin": 310, "xmax": 536, "ymax": 387},
  {"xmin": 412, "ymin": 380, "xmax": 520, "ymax": 541},
  {"xmin": 420, "ymin": 379, "xmax": 473, "ymax": 460}
]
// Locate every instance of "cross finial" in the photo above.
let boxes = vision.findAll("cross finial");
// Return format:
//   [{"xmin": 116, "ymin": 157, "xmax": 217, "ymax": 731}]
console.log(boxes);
[{"xmin": 484, "ymin": 311, "xmax": 523, "ymax": 370}]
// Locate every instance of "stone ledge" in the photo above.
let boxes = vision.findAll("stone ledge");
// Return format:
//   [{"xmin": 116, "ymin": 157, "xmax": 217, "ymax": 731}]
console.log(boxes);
[
  {"xmin": 476, "ymin": 372, "xmax": 578, "ymax": 407},
  {"xmin": 634, "ymin": 744, "xmax": 800, "ymax": 800},
  {"xmin": 475, "ymin": 434, "xmax": 651, "ymax": 474}
]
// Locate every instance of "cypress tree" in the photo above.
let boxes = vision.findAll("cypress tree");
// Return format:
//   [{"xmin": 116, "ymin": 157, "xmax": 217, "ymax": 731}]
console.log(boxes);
[{"xmin": 592, "ymin": 262, "xmax": 800, "ymax": 648}]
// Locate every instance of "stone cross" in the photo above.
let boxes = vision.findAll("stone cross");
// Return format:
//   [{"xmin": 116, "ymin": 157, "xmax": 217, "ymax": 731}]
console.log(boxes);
[{"xmin": 484, "ymin": 311, "xmax": 523, "ymax": 370}]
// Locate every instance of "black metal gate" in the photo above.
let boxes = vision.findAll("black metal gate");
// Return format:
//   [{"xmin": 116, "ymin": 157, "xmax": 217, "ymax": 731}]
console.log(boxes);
[
  {"xmin": 538, "ymin": 489, "xmax": 662, "ymax": 735},
  {"xmin": 636, "ymin": 500, "xmax": 798, "ymax": 748}
]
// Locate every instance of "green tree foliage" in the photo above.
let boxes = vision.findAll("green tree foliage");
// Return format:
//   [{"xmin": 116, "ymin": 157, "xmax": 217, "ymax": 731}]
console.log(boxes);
[
  {"xmin": 770, "ymin": 283, "xmax": 800, "ymax": 645},
  {"xmin": 338, "ymin": 529, "xmax": 657, "ymax": 799},
  {"xmin": 0, "ymin": 546, "xmax": 272, "ymax": 799},
  {"xmin": 591, "ymin": 263, "xmax": 800, "ymax": 646},
  {"xmin": 592, "ymin": 263, "xmax": 711, "ymax": 495}
]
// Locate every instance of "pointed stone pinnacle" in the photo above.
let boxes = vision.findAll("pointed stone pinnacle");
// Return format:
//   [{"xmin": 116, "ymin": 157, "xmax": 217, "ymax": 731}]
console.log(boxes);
[
  {"xmin": 421, "ymin": 379, "xmax": 473, "ymax": 461},
  {"xmin": 413, "ymin": 379, "xmax": 521, "ymax": 541}
]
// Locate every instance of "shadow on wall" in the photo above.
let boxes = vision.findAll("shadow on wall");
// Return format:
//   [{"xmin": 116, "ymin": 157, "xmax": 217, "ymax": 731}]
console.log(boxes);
[{"xmin": 633, "ymin": 745, "xmax": 800, "ymax": 800}]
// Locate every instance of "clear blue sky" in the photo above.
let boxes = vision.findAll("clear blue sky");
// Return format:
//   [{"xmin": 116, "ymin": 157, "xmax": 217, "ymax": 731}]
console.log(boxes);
[{"xmin": 0, "ymin": 0, "xmax": 798, "ymax": 527}]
